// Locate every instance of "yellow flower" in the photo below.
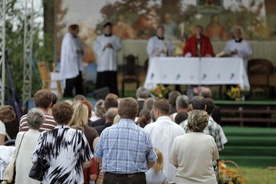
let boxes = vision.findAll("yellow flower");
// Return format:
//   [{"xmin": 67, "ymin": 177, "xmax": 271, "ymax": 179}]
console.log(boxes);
[
  {"xmin": 151, "ymin": 85, "xmax": 169, "ymax": 99},
  {"xmin": 226, "ymin": 170, "xmax": 232, "ymax": 176},
  {"xmin": 227, "ymin": 86, "xmax": 244, "ymax": 99},
  {"xmin": 239, "ymin": 177, "xmax": 248, "ymax": 182},
  {"xmin": 218, "ymin": 161, "xmax": 247, "ymax": 184},
  {"xmin": 229, "ymin": 168, "xmax": 237, "ymax": 173}
]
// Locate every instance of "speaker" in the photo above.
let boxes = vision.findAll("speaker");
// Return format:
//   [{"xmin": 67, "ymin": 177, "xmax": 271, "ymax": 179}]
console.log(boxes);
[{"xmin": 92, "ymin": 87, "xmax": 110, "ymax": 100}]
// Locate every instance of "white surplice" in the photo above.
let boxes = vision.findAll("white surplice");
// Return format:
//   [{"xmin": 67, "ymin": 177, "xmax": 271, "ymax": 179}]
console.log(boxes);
[
  {"xmin": 224, "ymin": 39, "xmax": 252, "ymax": 69},
  {"xmin": 144, "ymin": 116, "xmax": 184, "ymax": 184},
  {"xmin": 147, "ymin": 36, "xmax": 173, "ymax": 59},
  {"xmin": 60, "ymin": 33, "xmax": 84, "ymax": 80},
  {"xmin": 93, "ymin": 35, "xmax": 121, "ymax": 72}
]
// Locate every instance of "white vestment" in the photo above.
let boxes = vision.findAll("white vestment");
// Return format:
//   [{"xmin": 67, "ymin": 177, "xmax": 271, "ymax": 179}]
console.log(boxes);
[
  {"xmin": 93, "ymin": 35, "xmax": 121, "ymax": 72},
  {"xmin": 60, "ymin": 33, "xmax": 84, "ymax": 80},
  {"xmin": 147, "ymin": 36, "xmax": 173, "ymax": 60},
  {"xmin": 144, "ymin": 116, "xmax": 184, "ymax": 184},
  {"xmin": 224, "ymin": 39, "xmax": 252, "ymax": 69}
]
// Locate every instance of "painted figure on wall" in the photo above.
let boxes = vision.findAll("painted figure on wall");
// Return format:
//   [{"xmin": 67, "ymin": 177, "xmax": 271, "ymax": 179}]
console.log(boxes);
[
  {"xmin": 113, "ymin": 14, "xmax": 136, "ymax": 39},
  {"xmin": 204, "ymin": 14, "xmax": 227, "ymax": 40}
]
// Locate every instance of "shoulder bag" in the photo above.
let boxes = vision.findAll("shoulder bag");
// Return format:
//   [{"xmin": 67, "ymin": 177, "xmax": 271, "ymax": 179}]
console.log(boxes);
[
  {"xmin": 28, "ymin": 134, "xmax": 46, "ymax": 181},
  {"xmin": 1, "ymin": 132, "xmax": 26, "ymax": 184}
]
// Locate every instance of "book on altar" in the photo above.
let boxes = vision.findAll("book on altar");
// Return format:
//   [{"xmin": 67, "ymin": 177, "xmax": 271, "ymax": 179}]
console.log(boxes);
[{"xmin": 216, "ymin": 51, "xmax": 231, "ymax": 57}]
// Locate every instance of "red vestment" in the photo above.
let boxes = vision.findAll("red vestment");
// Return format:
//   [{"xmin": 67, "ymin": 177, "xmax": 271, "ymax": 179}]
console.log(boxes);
[{"xmin": 183, "ymin": 34, "xmax": 214, "ymax": 57}]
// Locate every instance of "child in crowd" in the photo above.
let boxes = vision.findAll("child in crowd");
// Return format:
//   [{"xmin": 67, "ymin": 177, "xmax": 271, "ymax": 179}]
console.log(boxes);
[{"xmin": 146, "ymin": 148, "xmax": 168, "ymax": 184}]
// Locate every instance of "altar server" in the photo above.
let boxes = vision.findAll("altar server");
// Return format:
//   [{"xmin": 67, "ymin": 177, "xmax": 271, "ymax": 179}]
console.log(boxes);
[
  {"xmin": 93, "ymin": 22, "xmax": 122, "ymax": 95},
  {"xmin": 147, "ymin": 25, "xmax": 173, "ymax": 59},
  {"xmin": 224, "ymin": 26, "xmax": 252, "ymax": 69}
]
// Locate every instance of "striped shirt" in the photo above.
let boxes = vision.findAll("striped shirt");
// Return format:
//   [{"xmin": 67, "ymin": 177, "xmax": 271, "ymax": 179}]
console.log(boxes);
[
  {"xmin": 94, "ymin": 118, "xmax": 157, "ymax": 174},
  {"xmin": 19, "ymin": 113, "xmax": 57, "ymax": 132},
  {"xmin": 32, "ymin": 126, "xmax": 93, "ymax": 183}
]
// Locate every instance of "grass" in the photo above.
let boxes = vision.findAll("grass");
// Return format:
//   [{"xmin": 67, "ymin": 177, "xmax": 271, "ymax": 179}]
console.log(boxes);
[{"xmin": 239, "ymin": 167, "xmax": 276, "ymax": 184}]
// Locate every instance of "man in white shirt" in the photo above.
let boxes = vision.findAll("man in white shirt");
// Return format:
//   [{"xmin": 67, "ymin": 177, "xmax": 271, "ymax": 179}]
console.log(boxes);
[
  {"xmin": 60, "ymin": 24, "xmax": 85, "ymax": 97},
  {"xmin": 93, "ymin": 22, "xmax": 122, "ymax": 95},
  {"xmin": 144, "ymin": 99, "xmax": 184, "ymax": 184},
  {"xmin": 224, "ymin": 26, "xmax": 252, "ymax": 70}
]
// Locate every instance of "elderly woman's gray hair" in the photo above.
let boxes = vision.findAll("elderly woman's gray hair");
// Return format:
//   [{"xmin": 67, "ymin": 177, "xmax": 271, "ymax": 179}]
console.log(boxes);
[
  {"xmin": 95, "ymin": 99, "xmax": 105, "ymax": 118},
  {"xmin": 187, "ymin": 110, "xmax": 208, "ymax": 132},
  {"xmin": 27, "ymin": 108, "xmax": 45, "ymax": 130},
  {"xmin": 143, "ymin": 98, "xmax": 156, "ymax": 111},
  {"xmin": 136, "ymin": 87, "xmax": 149, "ymax": 99},
  {"xmin": 176, "ymin": 95, "xmax": 190, "ymax": 109}
]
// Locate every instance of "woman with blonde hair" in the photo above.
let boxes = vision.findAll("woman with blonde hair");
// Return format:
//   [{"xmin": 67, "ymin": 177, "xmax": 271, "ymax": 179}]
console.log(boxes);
[
  {"xmin": 146, "ymin": 147, "xmax": 168, "ymax": 184},
  {"xmin": 90, "ymin": 99, "xmax": 105, "ymax": 122},
  {"xmin": 69, "ymin": 102, "xmax": 98, "ymax": 149},
  {"xmin": 69, "ymin": 102, "xmax": 99, "ymax": 184}
]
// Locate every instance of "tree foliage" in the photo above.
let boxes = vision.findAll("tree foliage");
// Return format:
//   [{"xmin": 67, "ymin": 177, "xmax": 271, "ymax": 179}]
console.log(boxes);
[{"xmin": 4, "ymin": 1, "xmax": 53, "ymax": 101}]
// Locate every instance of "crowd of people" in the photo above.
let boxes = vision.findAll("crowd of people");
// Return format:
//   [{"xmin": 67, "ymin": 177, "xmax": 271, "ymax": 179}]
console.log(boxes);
[
  {"xmin": 0, "ymin": 21, "xmax": 252, "ymax": 184},
  {"xmin": 0, "ymin": 86, "xmax": 228, "ymax": 184}
]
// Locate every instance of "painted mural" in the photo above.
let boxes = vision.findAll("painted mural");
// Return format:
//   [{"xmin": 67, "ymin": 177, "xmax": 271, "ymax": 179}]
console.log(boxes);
[{"xmin": 55, "ymin": 0, "xmax": 276, "ymax": 62}]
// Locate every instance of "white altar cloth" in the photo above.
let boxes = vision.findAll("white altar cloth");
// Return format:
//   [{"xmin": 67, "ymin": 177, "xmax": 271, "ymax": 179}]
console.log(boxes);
[{"xmin": 144, "ymin": 57, "xmax": 250, "ymax": 90}]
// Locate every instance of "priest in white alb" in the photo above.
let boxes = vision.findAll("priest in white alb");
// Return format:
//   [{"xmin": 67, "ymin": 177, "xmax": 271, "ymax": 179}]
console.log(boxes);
[{"xmin": 60, "ymin": 24, "xmax": 85, "ymax": 97}]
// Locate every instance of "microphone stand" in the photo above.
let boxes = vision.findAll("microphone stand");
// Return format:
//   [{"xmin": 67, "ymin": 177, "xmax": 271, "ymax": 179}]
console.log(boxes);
[{"xmin": 197, "ymin": 38, "xmax": 202, "ymax": 93}]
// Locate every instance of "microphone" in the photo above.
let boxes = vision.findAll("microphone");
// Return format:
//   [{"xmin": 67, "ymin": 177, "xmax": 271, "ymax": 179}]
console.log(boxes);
[{"xmin": 196, "ymin": 38, "xmax": 202, "ymax": 60}]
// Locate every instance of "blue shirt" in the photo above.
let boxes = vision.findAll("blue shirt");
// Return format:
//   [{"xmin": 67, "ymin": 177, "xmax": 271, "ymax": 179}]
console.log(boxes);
[{"xmin": 94, "ymin": 118, "xmax": 157, "ymax": 174}]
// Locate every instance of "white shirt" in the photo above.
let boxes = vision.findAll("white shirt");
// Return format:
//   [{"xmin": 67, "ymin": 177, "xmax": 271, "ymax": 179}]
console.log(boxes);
[
  {"xmin": 93, "ymin": 34, "xmax": 121, "ymax": 72},
  {"xmin": 224, "ymin": 39, "xmax": 252, "ymax": 69},
  {"xmin": 0, "ymin": 120, "xmax": 5, "ymax": 136},
  {"xmin": 144, "ymin": 116, "xmax": 184, "ymax": 183},
  {"xmin": 0, "ymin": 145, "xmax": 15, "ymax": 180},
  {"xmin": 15, "ymin": 130, "xmax": 41, "ymax": 184},
  {"xmin": 171, "ymin": 112, "xmax": 177, "ymax": 122},
  {"xmin": 170, "ymin": 133, "xmax": 219, "ymax": 184},
  {"xmin": 147, "ymin": 36, "xmax": 173, "ymax": 59},
  {"xmin": 60, "ymin": 33, "xmax": 84, "ymax": 79}
]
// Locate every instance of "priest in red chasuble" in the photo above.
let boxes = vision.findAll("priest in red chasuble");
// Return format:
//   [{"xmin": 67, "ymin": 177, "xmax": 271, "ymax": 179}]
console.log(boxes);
[{"xmin": 183, "ymin": 25, "xmax": 214, "ymax": 57}]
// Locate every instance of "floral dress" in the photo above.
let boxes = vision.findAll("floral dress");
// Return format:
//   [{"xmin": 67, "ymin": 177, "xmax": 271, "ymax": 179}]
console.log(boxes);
[{"xmin": 32, "ymin": 125, "xmax": 93, "ymax": 184}]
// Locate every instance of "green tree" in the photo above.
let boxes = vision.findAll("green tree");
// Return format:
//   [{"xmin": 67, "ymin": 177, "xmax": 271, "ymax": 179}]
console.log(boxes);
[{"xmin": 4, "ymin": 1, "xmax": 53, "ymax": 101}]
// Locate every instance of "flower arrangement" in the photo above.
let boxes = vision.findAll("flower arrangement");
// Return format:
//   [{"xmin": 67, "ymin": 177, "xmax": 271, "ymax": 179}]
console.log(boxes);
[
  {"xmin": 218, "ymin": 160, "xmax": 248, "ymax": 184},
  {"xmin": 151, "ymin": 84, "xmax": 170, "ymax": 99},
  {"xmin": 193, "ymin": 86, "xmax": 203, "ymax": 96},
  {"xmin": 226, "ymin": 85, "xmax": 248, "ymax": 101},
  {"xmin": 226, "ymin": 86, "xmax": 241, "ymax": 100}
]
